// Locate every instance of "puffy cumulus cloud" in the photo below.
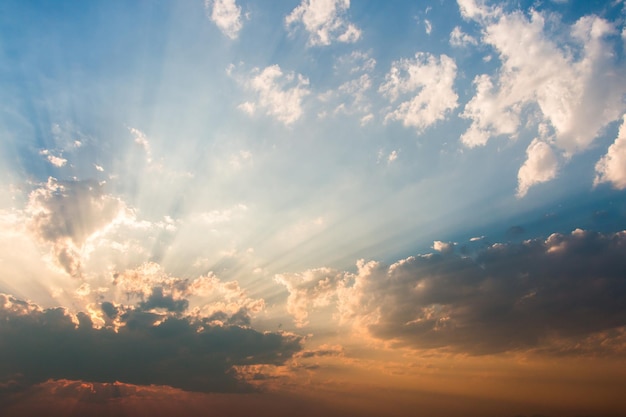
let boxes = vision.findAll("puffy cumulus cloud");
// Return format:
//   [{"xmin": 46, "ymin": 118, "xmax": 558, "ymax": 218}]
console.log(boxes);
[
  {"xmin": 25, "ymin": 177, "xmax": 130, "ymax": 277},
  {"xmin": 594, "ymin": 115, "xmax": 626, "ymax": 189},
  {"xmin": 0, "ymin": 293, "xmax": 301, "ymax": 393},
  {"xmin": 380, "ymin": 53, "xmax": 458, "ymax": 132},
  {"xmin": 236, "ymin": 65, "xmax": 310, "ymax": 125},
  {"xmin": 459, "ymin": 3, "xmax": 626, "ymax": 154},
  {"xmin": 457, "ymin": 0, "xmax": 497, "ymax": 21},
  {"xmin": 432, "ymin": 240, "xmax": 454, "ymax": 253},
  {"xmin": 517, "ymin": 139, "xmax": 559, "ymax": 197},
  {"xmin": 205, "ymin": 0, "xmax": 243, "ymax": 39},
  {"xmin": 279, "ymin": 230, "xmax": 626, "ymax": 355},
  {"xmin": 275, "ymin": 268, "xmax": 349, "ymax": 327},
  {"xmin": 285, "ymin": 0, "xmax": 361, "ymax": 47},
  {"xmin": 110, "ymin": 262, "xmax": 264, "ymax": 322}
]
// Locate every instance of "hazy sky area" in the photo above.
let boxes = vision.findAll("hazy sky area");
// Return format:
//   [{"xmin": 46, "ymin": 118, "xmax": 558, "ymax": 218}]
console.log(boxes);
[{"xmin": 1, "ymin": 0, "xmax": 626, "ymax": 416}]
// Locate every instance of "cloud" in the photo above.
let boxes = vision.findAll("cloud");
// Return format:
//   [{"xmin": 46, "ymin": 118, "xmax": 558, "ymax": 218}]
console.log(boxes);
[
  {"xmin": 26, "ymin": 177, "xmax": 129, "ymax": 277},
  {"xmin": 275, "ymin": 268, "xmax": 347, "ymax": 327},
  {"xmin": 0, "ymin": 293, "xmax": 301, "ymax": 393},
  {"xmin": 334, "ymin": 50, "xmax": 376, "ymax": 74},
  {"xmin": 380, "ymin": 53, "xmax": 458, "ymax": 132},
  {"xmin": 319, "ymin": 51, "xmax": 376, "ymax": 119},
  {"xmin": 285, "ymin": 0, "xmax": 361, "ymax": 46},
  {"xmin": 278, "ymin": 229, "xmax": 626, "ymax": 355},
  {"xmin": 449, "ymin": 26, "xmax": 477, "ymax": 47},
  {"xmin": 205, "ymin": 0, "xmax": 243, "ymax": 39},
  {"xmin": 517, "ymin": 139, "xmax": 559, "ymax": 197},
  {"xmin": 459, "ymin": 4, "xmax": 626, "ymax": 154},
  {"xmin": 110, "ymin": 262, "xmax": 265, "ymax": 321},
  {"xmin": 594, "ymin": 115, "xmax": 626, "ymax": 189},
  {"xmin": 432, "ymin": 240, "xmax": 454, "ymax": 253},
  {"xmin": 236, "ymin": 65, "xmax": 310, "ymax": 125},
  {"xmin": 39, "ymin": 150, "xmax": 67, "ymax": 167}
]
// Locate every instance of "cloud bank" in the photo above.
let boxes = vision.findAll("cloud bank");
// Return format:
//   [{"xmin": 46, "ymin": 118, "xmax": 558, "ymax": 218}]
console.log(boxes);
[{"xmin": 278, "ymin": 229, "xmax": 626, "ymax": 355}]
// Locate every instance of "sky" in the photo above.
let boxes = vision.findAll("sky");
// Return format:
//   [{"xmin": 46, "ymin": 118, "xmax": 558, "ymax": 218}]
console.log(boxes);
[{"xmin": 0, "ymin": 0, "xmax": 626, "ymax": 416}]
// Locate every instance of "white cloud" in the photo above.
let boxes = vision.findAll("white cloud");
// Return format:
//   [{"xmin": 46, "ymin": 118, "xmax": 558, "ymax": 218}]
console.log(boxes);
[
  {"xmin": 111, "ymin": 262, "xmax": 264, "ymax": 318},
  {"xmin": 285, "ymin": 0, "xmax": 361, "ymax": 46},
  {"xmin": 39, "ymin": 150, "xmax": 67, "ymax": 167},
  {"xmin": 594, "ymin": 115, "xmax": 626, "ymax": 189},
  {"xmin": 432, "ymin": 240, "xmax": 454, "ymax": 253},
  {"xmin": 387, "ymin": 150, "xmax": 398, "ymax": 164},
  {"xmin": 47, "ymin": 155, "xmax": 67, "ymax": 167},
  {"xmin": 456, "ymin": 0, "xmax": 496, "ymax": 21},
  {"xmin": 275, "ymin": 267, "xmax": 349, "ymax": 327},
  {"xmin": 380, "ymin": 53, "xmax": 458, "ymax": 132},
  {"xmin": 238, "ymin": 65, "xmax": 310, "ymax": 125},
  {"xmin": 460, "ymin": 74, "xmax": 518, "ymax": 147},
  {"xmin": 424, "ymin": 19, "xmax": 432, "ymax": 35},
  {"xmin": 205, "ymin": 0, "xmax": 243, "ymax": 39},
  {"xmin": 517, "ymin": 139, "xmax": 558, "ymax": 198},
  {"xmin": 449, "ymin": 26, "xmax": 477, "ymax": 47},
  {"xmin": 360, "ymin": 113, "xmax": 374, "ymax": 125},
  {"xmin": 460, "ymin": 7, "xmax": 626, "ymax": 154}
]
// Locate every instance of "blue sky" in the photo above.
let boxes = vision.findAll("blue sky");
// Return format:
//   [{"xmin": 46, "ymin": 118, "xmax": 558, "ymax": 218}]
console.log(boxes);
[{"xmin": 0, "ymin": 1, "xmax": 626, "ymax": 416}]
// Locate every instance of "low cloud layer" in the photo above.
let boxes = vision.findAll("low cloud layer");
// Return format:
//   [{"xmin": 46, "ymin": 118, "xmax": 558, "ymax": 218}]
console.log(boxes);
[
  {"xmin": 278, "ymin": 229, "xmax": 626, "ymax": 355},
  {"xmin": 0, "ymin": 293, "xmax": 301, "ymax": 393}
]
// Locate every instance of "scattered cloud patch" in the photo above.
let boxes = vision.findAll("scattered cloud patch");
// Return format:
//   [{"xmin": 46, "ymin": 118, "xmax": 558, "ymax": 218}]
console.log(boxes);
[
  {"xmin": 275, "ymin": 268, "xmax": 347, "ymax": 327},
  {"xmin": 517, "ymin": 139, "xmax": 558, "ymax": 198},
  {"xmin": 285, "ymin": 0, "xmax": 361, "ymax": 46},
  {"xmin": 449, "ymin": 26, "xmax": 477, "ymax": 47},
  {"xmin": 594, "ymin": 115, "xmax": 626, "ymax": 189},
  {"xmin": 432, "ymin": 240, "xmax": 454, "ymax": 253},
  {"xmin": 39, "ymin": 150, "xmax": 67, "ymax": 168},
  {"xmin": 424, "ymin": 19, "xmax": 432, "ymax": 35},
  {"xmin": 380, "ymin": 53, "xmax": 458, "ymax": 132},
  {"xmin": 205, "ymin": 0, "xmax": 243, "ymax": 39},
  {"xmin": 236, "ymin": 65, "xmax": 310, "ymax": 125}
]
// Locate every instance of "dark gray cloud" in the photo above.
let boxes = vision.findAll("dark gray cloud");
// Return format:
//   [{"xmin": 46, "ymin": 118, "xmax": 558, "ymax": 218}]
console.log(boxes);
[
  {"xmin": 348, "ymin": 229, "xmax": 626, "ymax": 354},
  {"xmin": 0, "ymin": 294, "xmax": 302, "ymax": 393},
  {"xmin": 138, "ymin": 287, "xmax": 189, "ymax": 312}
]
